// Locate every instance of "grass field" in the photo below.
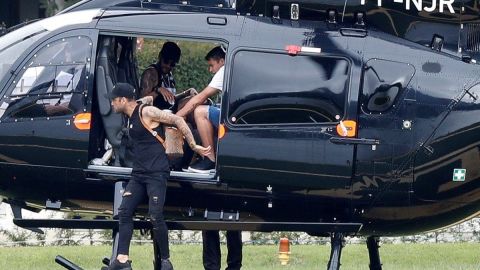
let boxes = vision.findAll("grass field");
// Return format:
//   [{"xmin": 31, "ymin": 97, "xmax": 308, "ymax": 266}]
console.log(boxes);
[{"xmin": 1, "ymin": 243, "xmax": 480, "ymax": 269}]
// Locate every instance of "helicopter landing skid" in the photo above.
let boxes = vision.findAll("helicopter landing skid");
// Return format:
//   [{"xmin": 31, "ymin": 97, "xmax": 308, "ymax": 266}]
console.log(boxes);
[
  {"xmin": 55, "ymin": 255, "xmax": 84, "ymax": 270},
  {"xmin": 326, "ymin": 234, "xmax": 383, "ymax": 270},
  {"xmin": 367, "ymin": 236, "xmax": 383, "ymax": 270},
  {"xmin": 327, "ymin": 232, "xmax": 345, "ymax": 270}
]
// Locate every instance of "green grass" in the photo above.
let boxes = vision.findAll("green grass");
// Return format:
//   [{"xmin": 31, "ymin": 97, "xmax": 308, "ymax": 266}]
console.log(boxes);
[{"xmin": 1, "ymin": 243, "xmax": 480, "ymax": 269}]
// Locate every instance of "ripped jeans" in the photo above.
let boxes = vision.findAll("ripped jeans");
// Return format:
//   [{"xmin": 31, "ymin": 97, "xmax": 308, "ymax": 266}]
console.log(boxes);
[{"xmin": 117, "ymin": 173, "xmax": 170, "ymax": 259}]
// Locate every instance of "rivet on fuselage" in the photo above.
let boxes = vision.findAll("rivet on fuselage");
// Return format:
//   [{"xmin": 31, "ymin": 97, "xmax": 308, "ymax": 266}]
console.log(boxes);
[{"xmin": 403, "ymin": 120, "xmax": 412, "ymax": 129}]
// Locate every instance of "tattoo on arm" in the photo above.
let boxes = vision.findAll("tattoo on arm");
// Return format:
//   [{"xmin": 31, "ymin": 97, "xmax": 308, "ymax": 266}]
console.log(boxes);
[
  {"xmin": 173, "ymin": 117, "xmax": 196, "ymax": 147},
  {"xmin": 145, "ymin": 107, "xmax": 196, "ymax": 146},
  {"xmin": 145, "ymin": 106, "xmax": 175, "ymax": 124}
]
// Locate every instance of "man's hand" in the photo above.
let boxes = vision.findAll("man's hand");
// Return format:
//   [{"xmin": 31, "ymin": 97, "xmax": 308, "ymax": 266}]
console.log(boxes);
[
  {"xmin": 158, "ymin": 87, "xmax": 175, "ymax": 105},
  {"xmin": 176, "ymin": 86, "xmax": 219, "ymax": 118},
  {"xmin": 187, "ymin": 88, "xmax": 198, "ymax": 96},
  {"xmin": 137, "ymin": 95, "xmax": 153, "ymax": 105},
  {"xmin": 191, "ymin": 144, "xmax": 212, "ymax": 157}
]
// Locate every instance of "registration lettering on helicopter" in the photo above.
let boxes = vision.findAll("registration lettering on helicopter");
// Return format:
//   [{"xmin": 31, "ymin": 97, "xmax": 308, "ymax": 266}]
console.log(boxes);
[{"xmin": 361, "ymin": 0, "xmax": 455, "ymax": 14}]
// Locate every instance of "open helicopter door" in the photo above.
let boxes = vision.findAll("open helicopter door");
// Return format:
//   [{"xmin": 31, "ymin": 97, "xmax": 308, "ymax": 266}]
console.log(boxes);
[
  {"xmin": 217, "ymin": 47, "xmax": 355, "ymax": 200},
  {"xmin": 0, "ymin": 29, "xmax": 98, "ymax": 188}
]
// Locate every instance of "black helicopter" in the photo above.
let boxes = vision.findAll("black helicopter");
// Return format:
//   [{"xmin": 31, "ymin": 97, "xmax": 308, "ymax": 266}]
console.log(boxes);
[{"xmin": 1, "ymin": 0, "xmax": 480, "ymax": 269}]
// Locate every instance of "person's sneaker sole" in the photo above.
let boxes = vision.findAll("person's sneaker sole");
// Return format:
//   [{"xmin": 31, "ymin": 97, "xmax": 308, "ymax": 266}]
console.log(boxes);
[{"xmin": 187, "ymin": 166, "xmax": 215, "ymax": 174}]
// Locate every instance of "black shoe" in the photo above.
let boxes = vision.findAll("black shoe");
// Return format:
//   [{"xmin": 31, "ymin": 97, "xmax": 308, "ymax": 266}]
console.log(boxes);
[
  {"xmin": 161, "ymin": 259, "xmax": 174, "ymax": 270},
  {"xmin": 188, "ymin": 157, "xmax": 215, "ymax": 174},
  {"xmin": 107, "ymin": 259, "xmax": 132, "ymax": 270}
]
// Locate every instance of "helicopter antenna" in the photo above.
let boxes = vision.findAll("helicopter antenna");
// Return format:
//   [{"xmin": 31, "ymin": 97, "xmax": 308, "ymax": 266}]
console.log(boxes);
[{"xmin": 341, "ymin": 0, "xmax": 347, "ymax": 22}]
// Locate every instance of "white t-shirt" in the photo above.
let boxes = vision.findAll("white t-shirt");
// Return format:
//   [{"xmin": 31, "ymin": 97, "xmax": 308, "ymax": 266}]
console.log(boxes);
[{"xmin": 208, "ymin": 66, "xmax": 224, "ymax": 93}]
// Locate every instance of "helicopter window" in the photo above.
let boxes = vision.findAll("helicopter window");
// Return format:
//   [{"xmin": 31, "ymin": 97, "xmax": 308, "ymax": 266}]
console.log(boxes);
[
  {"xmin": 1, "ymin": 65, "xmax": 86, "ymax": 119},
  {"xmin": 228, "ymin": 51, "xmax": 349, "ymax": 125},
  {"xmin": 31, "ymin": 37, "xmax": 91, "ymax": 66},
  {"xmin": 0, "ymin": 36, "xmax": 91, "ymax": 120},
  {"xmin": 12, "ymin": 65, "xmax": 86, "ymax": 97},
  {"xmin": 236, "ymin": 107, "xmax": 334, "ymax": 125},
  {"xmin": 362, "ymin": 59, "xmax": 415, "ymax": 114}
]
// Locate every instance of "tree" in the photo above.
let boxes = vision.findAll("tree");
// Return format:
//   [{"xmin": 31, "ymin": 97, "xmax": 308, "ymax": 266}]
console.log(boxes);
[
  {"xmin": 1, "ymin": 228, "xmax": 32, "ymax": 247},
  {"xmin": 40, "ymin": 0, "xmax": 83, "ymax": 16}
]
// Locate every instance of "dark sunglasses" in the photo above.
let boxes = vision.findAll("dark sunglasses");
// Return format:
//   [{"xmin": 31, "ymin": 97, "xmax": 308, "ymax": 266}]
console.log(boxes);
[{"xmin": 162, "ymin": 60, "xmax": 177, "ymax": 68}]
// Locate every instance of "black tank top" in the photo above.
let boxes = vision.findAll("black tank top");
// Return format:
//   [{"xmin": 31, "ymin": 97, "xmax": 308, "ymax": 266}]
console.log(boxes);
[
  {"xmin": 149, "ymin": 63, "xmax": 177, "ymax": 110},
  {"xmin": 129, "ymin": 104, "xmax": 169, "ymax": 175}
]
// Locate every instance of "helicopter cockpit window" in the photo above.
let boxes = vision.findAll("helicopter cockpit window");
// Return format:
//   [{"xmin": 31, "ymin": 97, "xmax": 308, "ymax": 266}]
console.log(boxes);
[
  {"xmin": 0, "ymin": 36, "xmax": 91, "ymax": 120},
  {"xmin": 228, "ymin": 51, "xmax": 349, "ymax": 125},
  {"xmin": 362, "ymin": 59, "xmax": 415, "ymax": 114}
]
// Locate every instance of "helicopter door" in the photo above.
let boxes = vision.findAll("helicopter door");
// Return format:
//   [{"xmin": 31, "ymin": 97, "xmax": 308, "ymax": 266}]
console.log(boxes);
[
  {"xmin": 355, "ymin": 58, "xmax": 416, "ymax": 207},
  {"xmin": 218, "ymin": 50, "xmax": 353, "ymax": 190},
  {"xmin": 0, "ymin": 30, "xmax": 97, "ymax": 181}
]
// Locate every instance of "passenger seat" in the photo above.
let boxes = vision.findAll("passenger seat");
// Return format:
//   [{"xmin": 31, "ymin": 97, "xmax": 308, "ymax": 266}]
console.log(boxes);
[{"xmin": 95, "ymin": 37, "xmax": 124, "ymax": 166}]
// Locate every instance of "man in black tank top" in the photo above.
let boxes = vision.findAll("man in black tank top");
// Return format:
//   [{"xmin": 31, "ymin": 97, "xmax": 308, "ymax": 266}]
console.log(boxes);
[
  {"xmin": 140, "ymin": 42, "xmax": 180, "ymax": 110},
  {"xmin": 107, "ymin": 83, "xmax": 211, "ymax": 270}
]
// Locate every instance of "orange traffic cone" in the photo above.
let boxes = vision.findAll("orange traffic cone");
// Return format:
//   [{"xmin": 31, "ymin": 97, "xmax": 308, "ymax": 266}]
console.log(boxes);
[{"xmin": 278, "ymin": 237, "xmax": 291, "ymax": 265}]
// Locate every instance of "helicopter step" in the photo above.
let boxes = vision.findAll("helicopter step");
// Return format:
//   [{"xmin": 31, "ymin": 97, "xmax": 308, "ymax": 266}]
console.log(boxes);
[{"xmin": 85, "ymin": 165, "xmax": 217, "ymax": 182}]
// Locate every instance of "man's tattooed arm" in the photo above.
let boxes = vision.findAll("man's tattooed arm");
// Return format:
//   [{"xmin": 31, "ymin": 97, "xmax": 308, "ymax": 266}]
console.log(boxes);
[
  {"xmin": 144, "ymin": 106, "xmax": 197, "ymax": 148},
  {"xmin": 140, "ymin": 68, "xmax": 159, "ymax": 98}
]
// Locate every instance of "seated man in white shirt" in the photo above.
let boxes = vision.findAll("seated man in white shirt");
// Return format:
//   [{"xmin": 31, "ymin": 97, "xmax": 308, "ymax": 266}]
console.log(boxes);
[{"xmin": 176, "ymin": 46, "xmax": 225, "ymax": 173}]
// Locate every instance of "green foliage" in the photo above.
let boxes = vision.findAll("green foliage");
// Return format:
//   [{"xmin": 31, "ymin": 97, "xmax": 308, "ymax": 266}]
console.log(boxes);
[
  {"xmin": 1, "ymin": 228, "xmax": 32, "ymax": 246},
  {"xmin": 64, "ymin": 0, "xmax": 83, "ymax": 9},
  {"xmin": 81, "ymin": 229, "xmax": 96, "ymax": 246},
  {"xmin": 136, "ymin": 39, "xmax": 215, "ymax": 92},
  {"xmin": 34, "ymin": 231, "xmax": 47, "ymax": 246},
  {"xmin": 40, "ymin": 0, "xmax": 82, "ymax": 16},
  {"xmin": 40, "ymin": 0, "xmax": 58, "ymax": 17},
  {"xmin": 132, "ymin": 229, "xmax": 151, "ymax": 245},
  {"xmin": 53, "ymin": 228, "xmax": 81, "ymax": 246}
]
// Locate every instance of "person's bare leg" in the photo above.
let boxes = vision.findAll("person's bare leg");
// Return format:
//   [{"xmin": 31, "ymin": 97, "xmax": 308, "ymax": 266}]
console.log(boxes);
[
  {"xmin": 194, "ymin": 105, "xmax": 216, "ymax": 161},
  {"xmin": 117, "ymin": 254, "xmax": 129, "ymax": 263}
]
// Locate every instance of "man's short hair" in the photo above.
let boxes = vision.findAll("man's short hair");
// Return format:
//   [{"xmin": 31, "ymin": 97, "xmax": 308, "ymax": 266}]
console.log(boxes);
[
  {"xmin": 205, "ymin": 46, "xmax": 225, "ymax": 61},
  {"xmin": 159, "ymin": 41, "xmax": 181, "ymax": 63}
]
